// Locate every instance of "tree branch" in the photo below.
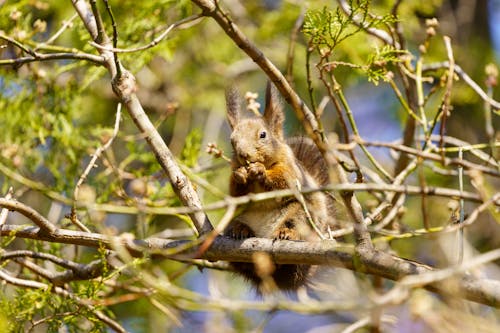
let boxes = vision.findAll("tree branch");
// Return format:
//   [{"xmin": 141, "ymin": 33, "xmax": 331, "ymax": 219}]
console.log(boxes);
[
  {"xmin": 423, "ymin": 61, "xmax": 500, "ymax": 110},
  {"xmin": 0, "ymin": 51, "xmax": 104, "ymax": 66},
  {"xmin": 360, "ymin": 138, "xmax": 500, "ymax": 177},
  {"xmin": 1, "ymin": 224, "xmax": 499, "ymax": 308},
  {"xmin": 336, "ymin": 0, "xmax": 397, "ymax": 47},
  {"xmin": 71, "ymin": 0, "xmax": 213, "ymax": 235},
  {"xmin": 0, "ymin": 198, "xmax": 57, "ymax": 235},
  {"xmin": 2, "ymin": 250, "xmax": 107, "ymax": 285}
]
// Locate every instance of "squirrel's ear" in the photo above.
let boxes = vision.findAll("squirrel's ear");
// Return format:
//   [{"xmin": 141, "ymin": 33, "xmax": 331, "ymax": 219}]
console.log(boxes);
[
  {"xmin": 263, "ymin": 81, "xmax": 284, "ymax": 138},
  {"xmin": 226, "ymin": 86, "xmax": 240, "ymax": 130}
]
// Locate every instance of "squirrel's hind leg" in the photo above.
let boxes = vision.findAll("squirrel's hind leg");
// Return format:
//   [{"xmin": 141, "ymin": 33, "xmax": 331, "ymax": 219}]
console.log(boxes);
[{"xmin": 224, "ymin": 220, "xmax": 255, "ymax": 239}]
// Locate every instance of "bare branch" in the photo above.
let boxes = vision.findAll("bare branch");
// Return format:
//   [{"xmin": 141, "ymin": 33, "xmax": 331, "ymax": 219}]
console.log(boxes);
[
  {"xmin": 0, "ymin": 32, "xmax": 104, "ymax": 66},
  {"xmin": 0, "ymin": 187, "xmax": 13, "ymax": 228},
  {"xmin": 1, "ymin": 250, "xmax": 107, "ymax": 285},
  {"xmin": 336, "ymin": 0, "xmax": 397, "ymax": 47},
  {"xmin": 72, "ymin": 104, "xmax": 121, "ymax": 232},
  {"xmin": 90, "ymin": 14, "xmax": 204, "ymax": 53},
  {"xmin": 0, "ymin": 51, "xmax": 104, "ymax": 66},
  {"xmin": 0, "ymin": 198, "xmax": 57, "ymax": 235},
  {"xmin": 360, "ymin": 138, "xmax": 500, "ymax": 177},
  {"xmin": 2, "ymin": 224, "xmax": 499, "ymax": 307},
  {"xmin": 33, "ymin": 13, "xmax": 79, "ymax": 51},
  {"xmin": 423, "ymin": 61, "xmax": 500, "ymax": 110},
  {"xmin": 72, "ymin": 0, "xmax": 213, "ymax": 235}
]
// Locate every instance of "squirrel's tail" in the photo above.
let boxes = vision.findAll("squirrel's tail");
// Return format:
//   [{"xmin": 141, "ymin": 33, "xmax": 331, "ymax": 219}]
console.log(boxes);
[
  {"xmin": 230, "ymin": 261, "xmax": 312, "ymax": 293},
  {"xmin": 287, "ymin": 137, "xmax": 330, "ymax": 186}
]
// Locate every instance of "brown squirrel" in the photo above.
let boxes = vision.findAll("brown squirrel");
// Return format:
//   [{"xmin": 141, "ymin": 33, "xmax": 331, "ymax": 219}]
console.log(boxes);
[{"xmin": 224, "ymin": 82, "xmax": 336, "ymax": 292}]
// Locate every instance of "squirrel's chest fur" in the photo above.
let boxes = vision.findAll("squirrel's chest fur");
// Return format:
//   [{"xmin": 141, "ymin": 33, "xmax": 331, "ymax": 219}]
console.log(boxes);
[{"xmin": 234, "ymin": 200, "xmax": 294, "ymax": 238}]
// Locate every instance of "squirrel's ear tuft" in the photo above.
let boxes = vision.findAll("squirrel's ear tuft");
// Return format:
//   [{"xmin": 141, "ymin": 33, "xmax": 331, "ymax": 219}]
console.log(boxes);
[
  {"xmin": 263, "ymin": 81, "xmax": 284, "ymax": 138},
  {"xmin": 226, "ymin": 86, "xmax": 240, "ymax": 129}
]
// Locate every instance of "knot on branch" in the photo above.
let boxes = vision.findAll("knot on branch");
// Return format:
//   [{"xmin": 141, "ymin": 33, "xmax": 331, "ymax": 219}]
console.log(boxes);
[
  {"xmin": 195, "ymin": 0, "xmax": 217, "ymax": 14},
  {"xmin": 111, "ymin": 69, "xmax": 137, "ymax": 103}
]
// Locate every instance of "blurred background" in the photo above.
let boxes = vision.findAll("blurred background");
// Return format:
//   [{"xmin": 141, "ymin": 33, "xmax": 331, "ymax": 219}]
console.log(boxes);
[{"xmin": 0, "ymin": 0, "xmax": 499, "ymax": 332}]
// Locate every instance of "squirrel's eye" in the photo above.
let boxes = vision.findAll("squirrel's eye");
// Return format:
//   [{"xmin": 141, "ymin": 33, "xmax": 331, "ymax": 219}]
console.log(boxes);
[{"xmin": 259, "ymin": 131, "xmax": 267, "ymax": 139}]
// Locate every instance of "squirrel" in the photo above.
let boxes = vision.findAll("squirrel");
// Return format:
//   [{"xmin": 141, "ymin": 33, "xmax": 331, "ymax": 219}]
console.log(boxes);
[{"xmin": 224, "ymin": 82, "xmax": 336, "ymax": 292}]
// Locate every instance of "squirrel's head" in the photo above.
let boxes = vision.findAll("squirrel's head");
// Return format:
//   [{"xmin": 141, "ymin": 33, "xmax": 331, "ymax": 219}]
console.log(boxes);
[{"xmin": 226, "ymin": 82, "xmax": 285, "ymax": 167}]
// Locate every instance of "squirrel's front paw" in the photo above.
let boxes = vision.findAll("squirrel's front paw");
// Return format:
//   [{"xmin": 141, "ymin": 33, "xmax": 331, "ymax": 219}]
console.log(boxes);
[
  {"xmin": 247, "ymin": 162, "xmax": 266, "ymax": 181},
  {"xmin": 226, "ymin": 222, "xmax": 255, "ymax": 240},
  {"xmin": 232, "ymin": 166, "xmax": 248, "ymax": 184},
  {"xmin": 273, "ymin": 220, "xmax": 300, "ymax": 240}
]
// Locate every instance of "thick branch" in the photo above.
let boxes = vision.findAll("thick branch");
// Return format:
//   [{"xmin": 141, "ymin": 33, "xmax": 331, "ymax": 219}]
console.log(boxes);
[
  {"xmin": 2, "ymin": 224, "xmax": 499, "ymax": 308},
  {"xmin": 71, "ymin": 1, "xmax": 213, "ymax": 235},
  {"xmin": 0, "ymin": 198, "xmax": 57, "ymax": 235}
]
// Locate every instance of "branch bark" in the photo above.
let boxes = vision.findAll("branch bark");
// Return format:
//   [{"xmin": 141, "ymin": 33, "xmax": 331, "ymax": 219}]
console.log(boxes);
[
  {"xmin": 2, "ymin": 224, "xmax": 499, "ymax": 308},
  {"xmin": 71, "ymin": 0, "xmax": 213, "ymax": 235}
]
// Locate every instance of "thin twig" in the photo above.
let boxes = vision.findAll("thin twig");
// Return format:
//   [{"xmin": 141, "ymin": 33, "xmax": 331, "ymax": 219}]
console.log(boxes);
[
  {"xmin": 336, "ymin": 0, "xmax": 397, "ymax": 47},
  {"xmin": 341, "ymin": 315, "xmax": 397, "ymax": 333},
  {"xmin": 372, "ymin": 194, "xmax": 406, "ymax": 232},
  {"xmin": 415, "ymin": 57, "xmax": 428, "ymax": 134},
  {"xmin": 34, "ymin": 13, "xmax": 79, "ymax": 51},
  {"xmin": 285, "ymin": 10, "xmax": 305, "ymax": 86},
  {"xmin": 423, "ymin": 62, "xmax": 500, "ymax": 110},
  {"xmin": 438, "ymin": 36, "xmax": 455, "ymax": 158},
  {"xmin": 317, "ymin": 57, "xmax": 362, "ymax": 178},
  {"xmin": 89, "ymin": 0, "xmax": 109, "ymax": 44},
  {"xmin": 0, "ymin": 34, "xmax": 36, "ymax": 55},
  {"xmin": 426, "ymin": 134, "xmax": 498, "ymax": 167},
  {"xmin": 360, "ymin": 139, "xmax": 500, "ymax": 177},
  {"xmin": 90, "ymin": 14, "xmax": 204, "ymax": 54},
  {"xmin": 375, "ymin": 248, "xmax": 500, "ymax": 307},
  {"xmin": 457, "ymin": 148, "xmax": 464, "ymax": 264},
  {"xmin": 293, "ymin": 180, "xmax": 327, "ymax": 240},
  {"xmin": 102, "ymin": 0, "xmax": 121, "ymax": 77},
  {"xmin": 0, "ymin": 51, "xmax": 104, "ymax": 66},
  {"xmin": 333, "ymin": 80, "xmax": 393, "ymax": 181},
  {"xmin": 388, "ymin": 78, "xmax": 423, "ymax": 124},
  {"xmin": 0, "ymin": 187, "xmax": 13, "ymax": 229},
  {"xmin": 1, "ymin": 250, "xmax": 98, "ymax": 272},
  {"xmin": 72, "ymin": 104, "xmax": 121, "ymax": 232}
]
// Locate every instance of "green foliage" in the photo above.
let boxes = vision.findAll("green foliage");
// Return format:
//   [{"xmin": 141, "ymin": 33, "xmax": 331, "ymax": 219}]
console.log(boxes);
[
  {"xmin": 0, "ymin": 286, "xmax": 106, "ymax": 332},
  {"xmin": 303, "ymin": 6, "xmax": 358, "ymax": 49},
  {"xmin": 303, "ymin": 1, "xmax": 396, "ymax": 51},
  {"xmin": 365, "ymin": 45, "xmax": 407, "ymax": 85},
  {"xmin": 104, "ymin": 0, "xmax": 193, "ymax": 71},
  {"xmin": 180, "ymin": 129, "xmax": 202, "ymax": 168},
  {"xmin": 0, "ymin": 73, "xmax": 90, "ymax": 191}
]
